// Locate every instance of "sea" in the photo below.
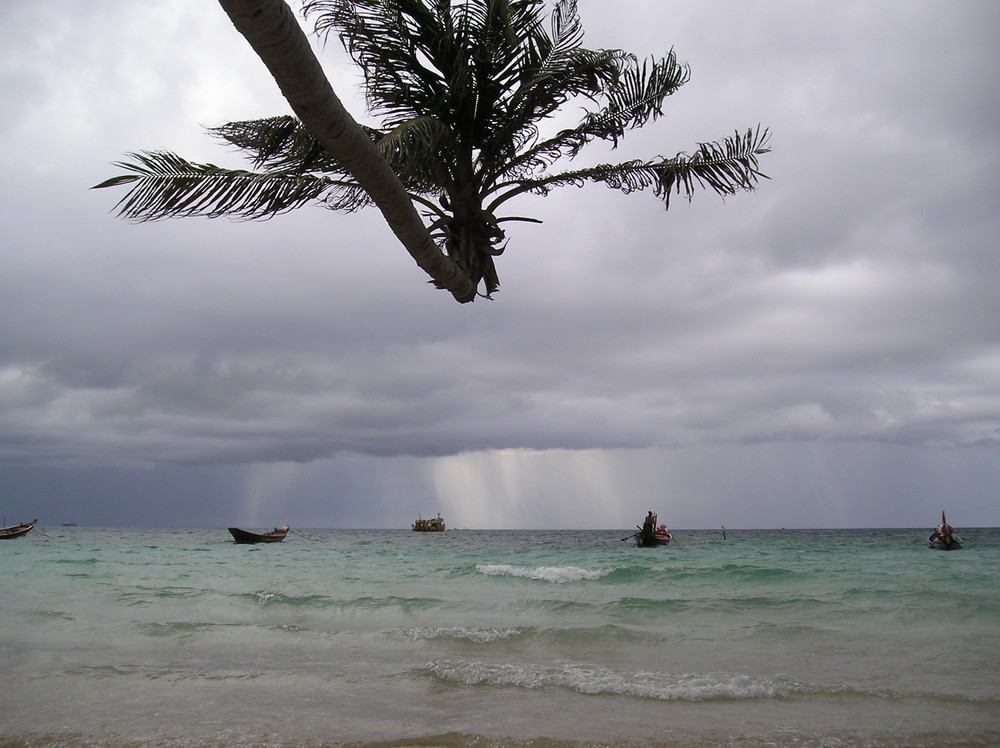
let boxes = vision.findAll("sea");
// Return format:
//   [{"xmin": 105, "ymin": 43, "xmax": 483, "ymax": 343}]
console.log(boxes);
[{"xmin": 1, "ymin": 526, "xmax": 999, "ymax": 748}]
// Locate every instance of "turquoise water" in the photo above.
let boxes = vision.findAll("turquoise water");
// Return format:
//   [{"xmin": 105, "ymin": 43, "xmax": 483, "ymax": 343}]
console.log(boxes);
[{"xmin": 1, "ymin": 526, "xmax": 998, "ymax": 747}]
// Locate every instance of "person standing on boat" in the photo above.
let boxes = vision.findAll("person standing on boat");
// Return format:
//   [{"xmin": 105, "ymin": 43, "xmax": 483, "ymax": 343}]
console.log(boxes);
[
  {"xmin": 930, "ymin": 521, "xmax": 953, "ymax": 543},
  {"xmin": 643, "ymin": 511, "xmax": 655, "ymax": 534}
]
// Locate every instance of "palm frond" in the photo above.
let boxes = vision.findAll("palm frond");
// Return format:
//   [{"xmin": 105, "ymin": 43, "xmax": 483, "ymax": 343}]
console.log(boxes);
[
  {"xmin": 580, "ymin": 51, "xmax": 690, "ymax": 146},
  {"xmin": 92, "ymin": 150, "xmax": 340, "ymax": 221},
  {"xmin": 488, "ymin": 127, "xmax": 771, "ymax": 212},
  {"xmin": 375, "ymin": 115, "xmax": 452, "ymax": 189},
  {"xmin": 658, "ymin": 126, "xmax": 771, "ymax": 205},
  {"xmin": 211, "ymin": 116, "xmax": 345, "ymax": 173},
  {"xmin": 305, "ymin": 0, "xmax": 453, "ymax": 126},
  {"xmin": 534, "ymin": 0, "xmax": 584, "ymax": 82}
]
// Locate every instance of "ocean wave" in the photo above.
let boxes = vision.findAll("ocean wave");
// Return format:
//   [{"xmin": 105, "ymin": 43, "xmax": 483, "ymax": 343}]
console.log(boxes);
[
  {"xmin": 6, "ymin": 730, "xmax": 1000, "ymax": 748},
  {"xmin": 594, "ymin": 594, "xmax": 837, "ymax": 619},
  {"xmin": 238, "ymin": 590, "xmax": 450, "ymax": 615},
  {"xmin": 603, "ymin": 596, "xmax": 694, "ymax": 615},
  {"xmin": 29, "ymin": 608, "xmax": 74, "ymax": 621},
  {"xmin": 134, "ymin": 620, "xmax": 305, "ymax": 637},
  {"xmin": 401, "ymin": 626, "xmax": 526, "ymax": 643},
  {"xmin": 475, "ymin": 564, "xmax": 615, "ymax": 583},
  {"xmin": 425, "ymin": 659, "xmax": 1000, "ymax": 708},
  {"xmin": 127, "ymin": 585, "xmax": 204, "ymax": 600},
  {"xmin": 425, "ymin": 659, "xmax": 798, "ymax": 701},
  {"xmin": 715, "ymin": 563, "xmax": 806, "ymax": 581},
  {"xmin": 136, "ymin": 621, "xmax": 230, "ymax": 638},
  {"xmin": 64, "ymin": 665, "xmax": 267, "ymax": 683},
  {"xmin": 243, "ymin": 590, "xmax": 336, "ymax": 607},
  {"xmin": 399, "ymin": 623, "xmax": 651, "ymax": 649}
]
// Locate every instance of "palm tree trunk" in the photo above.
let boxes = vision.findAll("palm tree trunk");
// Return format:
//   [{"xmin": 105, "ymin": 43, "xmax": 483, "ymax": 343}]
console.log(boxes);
[{"xmin": 217, "ymin": 0, "xmax": 477, "ymax": 303}]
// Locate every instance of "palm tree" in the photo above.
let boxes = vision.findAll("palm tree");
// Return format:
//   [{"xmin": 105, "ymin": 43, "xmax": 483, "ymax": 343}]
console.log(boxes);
[{"xmin": 95, "ymin": 0, "xmax": 770, "ymax": 302}]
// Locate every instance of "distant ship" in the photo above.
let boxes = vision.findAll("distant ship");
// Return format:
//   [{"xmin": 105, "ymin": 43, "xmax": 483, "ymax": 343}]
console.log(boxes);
[{"xmin": 412, "ymin": 514, "xmax": 445, "ymax": 532}]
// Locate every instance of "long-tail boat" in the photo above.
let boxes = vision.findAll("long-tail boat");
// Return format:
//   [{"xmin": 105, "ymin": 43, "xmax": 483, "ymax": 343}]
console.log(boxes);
[
  {"xmin": 927, "ymin": 511, "xmax": 962, "ymax": 550},
  {"xmin": 228, "ymin": 525, "xmax": 289, "ymax": 544},
  {"xmin": 0, "ymin": 519, "xmax": 36, "ymax": 540}
]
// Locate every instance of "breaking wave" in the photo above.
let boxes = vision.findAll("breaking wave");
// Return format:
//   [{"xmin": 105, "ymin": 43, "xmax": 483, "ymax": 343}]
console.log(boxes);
[
  {"xmin": 475, "ymin": 564, "xmax": 615, "ymax": 583},
  {"xmin": 425, "ymin": 660, "xmax": 799, "ymax": 701}
]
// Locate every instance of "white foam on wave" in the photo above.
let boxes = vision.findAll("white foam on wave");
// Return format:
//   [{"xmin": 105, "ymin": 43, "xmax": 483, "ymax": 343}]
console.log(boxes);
[
  {"xmin": 475, "ymin": 564, "xmax": 612, "ymax": 583},
  {"xmin": 427, "ymin": 659, "xmax": 798, "ymax": 701},
  {"xmin": 402, "ymin": 626, "xmax": 524, "ymax": 643}
]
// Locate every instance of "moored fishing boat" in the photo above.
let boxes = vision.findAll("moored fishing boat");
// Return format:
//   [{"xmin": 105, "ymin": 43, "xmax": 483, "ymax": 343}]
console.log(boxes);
[
  {"xmin": 0, "ymin": 519, "xmax": 37, "ymax": 540},
  {"xmin": 927, "ymin": 511, "xmax": 962, "ymax": 550},
  {"xmin": 228, "ymin": 525, "xmax": 289, "ymax": 544},
  {"xmin": 412, "ymin": 514, "xmax": 445, "ymax": 532}
]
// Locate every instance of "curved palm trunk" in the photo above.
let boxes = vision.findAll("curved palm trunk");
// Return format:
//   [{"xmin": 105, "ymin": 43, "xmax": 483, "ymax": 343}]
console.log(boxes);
[{"xmin": 217, "ymin": 0, "xmax": 476, "ymax": 303}]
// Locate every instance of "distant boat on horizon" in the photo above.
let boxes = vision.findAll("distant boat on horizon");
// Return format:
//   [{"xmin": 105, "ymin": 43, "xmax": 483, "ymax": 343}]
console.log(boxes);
[
  {"xmin": 927, "ymin": 511, "xmax": 962, "ymax": 550},
  {"xmin": 412, "ymin": 514, "xmax": 445, "ymax": 532}
]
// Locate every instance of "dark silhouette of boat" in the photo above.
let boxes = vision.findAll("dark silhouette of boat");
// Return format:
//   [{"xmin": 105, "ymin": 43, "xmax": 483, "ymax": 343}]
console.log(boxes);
[
  {"xmin": 0, "ymin": 519, "xmax": 37, "ymax": 540},
  {"xmin": 636, "ymin": 526, "xmax": 672, "ymax": 547},
  {"xmin": 228, "ymin": 525, "xmax": 289, "ymax": 544},
  {"xmin": 630, "ymin": 511, "xmax": 672, "ymax": 547},
  {"xmin": 927, "ymin": 511, "xmax": 962, "ymax": 550},
  {"xmin": 412, "ymin": 514, "xmax": 445, "ymax": 532}
]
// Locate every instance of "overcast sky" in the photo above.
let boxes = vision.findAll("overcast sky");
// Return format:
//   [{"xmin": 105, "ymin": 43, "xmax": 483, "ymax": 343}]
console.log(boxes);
[{"xmin": 2, "ymin": 1, "xmax": 999, "ymax": 530}]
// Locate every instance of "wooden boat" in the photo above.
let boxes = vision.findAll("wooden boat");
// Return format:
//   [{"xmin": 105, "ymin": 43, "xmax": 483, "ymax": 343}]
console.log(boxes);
[
  {"xmin": 228, "ymin": 525, "xmax": 289, "ymax": 544},
  {"xmin": 927, "ymin": 511, "xmax": 962, "ymax": 550},
  {"xmin": 412, "ymin": 514, "xmax": 445, "ymax": 532},
  {"xmin": 0, "ymin": 519, "xmax": 37, "ymax": 540},
  {"xmin": 632, "ymin": 512, "xmax": 671, "ymax": 547},
  {"xmin": 636, "ymin": 525, "xmax": 672, "ymax": 547}
]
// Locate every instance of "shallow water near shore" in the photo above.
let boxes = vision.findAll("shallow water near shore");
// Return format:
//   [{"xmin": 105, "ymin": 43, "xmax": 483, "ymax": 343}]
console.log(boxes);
[{"xmin": 1, "ymin": 526, "xmax": 998, "ymax": 747}]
